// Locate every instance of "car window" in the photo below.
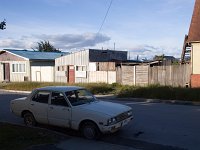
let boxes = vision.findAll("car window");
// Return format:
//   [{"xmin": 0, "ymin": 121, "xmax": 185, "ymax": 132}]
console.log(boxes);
[
  {"xmin": 32, "ymin": 91, "xmax": 50, "ymax": 104},
  {"xmin": 65, "ymin": 89, "xmax": 96, "ymax": 106},
  {"xmin": 51, "ymin": 92, "xmax": 68, "ymax": 107}
]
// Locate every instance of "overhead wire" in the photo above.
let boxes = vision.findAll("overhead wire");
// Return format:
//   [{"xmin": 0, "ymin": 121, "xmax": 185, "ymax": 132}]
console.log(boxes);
[{"xmin": 97, "ymin": 0, "xmax": 114, "ymax": 34}]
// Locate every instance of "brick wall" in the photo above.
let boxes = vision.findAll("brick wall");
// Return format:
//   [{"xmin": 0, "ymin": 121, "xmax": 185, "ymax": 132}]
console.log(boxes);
[{"xmin": 191, "ymin": 74, "xmax": 200, "ymax": 88}]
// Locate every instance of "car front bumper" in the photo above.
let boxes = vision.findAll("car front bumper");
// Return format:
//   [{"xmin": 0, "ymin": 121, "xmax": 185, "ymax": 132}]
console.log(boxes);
[{"xmin": 100, "ymin": 116, "xmax": 133, "ymax": 133}]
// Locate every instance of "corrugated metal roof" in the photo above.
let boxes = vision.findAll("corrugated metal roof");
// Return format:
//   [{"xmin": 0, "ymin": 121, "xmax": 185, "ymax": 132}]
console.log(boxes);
[{"xmin": 3, "ymin": 49, "xmax": 66, "ymax": 60}]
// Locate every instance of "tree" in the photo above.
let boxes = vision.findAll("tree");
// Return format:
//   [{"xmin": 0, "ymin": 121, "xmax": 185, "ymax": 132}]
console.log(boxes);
[
  {"xmin": 35, "ymin": 40, "xmax": 60, "ymax": 52},
  {"xmin": 153, "ymin": 54, "xmax": 165, "ymax": 61},
  {"xmin": 0, "ymin": 19, "xmax": 6, "ymax": 30}
]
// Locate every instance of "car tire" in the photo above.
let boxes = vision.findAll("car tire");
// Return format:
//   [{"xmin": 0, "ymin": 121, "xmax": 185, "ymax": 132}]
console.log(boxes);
[
  {"xmin": 81, "ymin": 122, "xmax": 100, "ymax": 140},
  {"xmin": 24, "ymin": 112, "xmax": 36, "ymax": 127}
]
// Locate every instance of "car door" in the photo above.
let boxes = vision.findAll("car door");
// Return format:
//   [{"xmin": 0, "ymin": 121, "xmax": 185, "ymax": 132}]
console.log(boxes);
[
  {"xmin": 48, "ymin": 91, "xmax": 71, "ymax": 127},
  {"xmin": 29, "ymin": 90, "xmax": 50, "ymax": 124}
]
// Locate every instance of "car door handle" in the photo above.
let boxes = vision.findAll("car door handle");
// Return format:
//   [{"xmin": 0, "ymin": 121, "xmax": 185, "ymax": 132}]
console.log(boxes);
[
  {"xmin": 50, "ymin": 106, "xmax": 54, "ymax": 109},
  {"xmin": 30, "ymin": 104, "xmax": 34, "ymax": 106}
]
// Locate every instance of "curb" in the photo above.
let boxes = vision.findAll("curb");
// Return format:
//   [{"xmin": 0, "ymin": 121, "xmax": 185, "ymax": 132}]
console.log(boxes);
[{"xmin": 1, "ymin": 89, "xmax": 200, "ymax": 106}]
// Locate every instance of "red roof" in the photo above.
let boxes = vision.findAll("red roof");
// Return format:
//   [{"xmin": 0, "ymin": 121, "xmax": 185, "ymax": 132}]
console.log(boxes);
[{"xmin": 187, "ymin": 0, "xmax": 200, "ymax": 42}]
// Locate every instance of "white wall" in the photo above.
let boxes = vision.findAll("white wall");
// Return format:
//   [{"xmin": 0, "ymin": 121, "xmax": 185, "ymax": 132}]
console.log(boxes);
[
  {"xmin": 10, "ymin": 61, "xmax": 30, "ymax": 82},
  {"xmin": 31, "ymin": 66, "xmax": 54, "ymax": 82},
  {"xmin": 0, "ymin": 63, "xmax": 3, "ymax": 81},
  {"xmin": 55, "ymin": 50, "xmax": 89, "ymax": 83},
  {"xmin": 88, "ymin": 71, "xmax": 116, "ymax": 84},
  {"xmin": 192, "ymin": 42, "xmax": 200, "ymax": 74}
]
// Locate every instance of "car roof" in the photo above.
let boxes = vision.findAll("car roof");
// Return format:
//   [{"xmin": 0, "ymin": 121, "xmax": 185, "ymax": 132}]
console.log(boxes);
[{"xmin": 35, "ymin": 86, "xmax": 84, "ymax": 92}]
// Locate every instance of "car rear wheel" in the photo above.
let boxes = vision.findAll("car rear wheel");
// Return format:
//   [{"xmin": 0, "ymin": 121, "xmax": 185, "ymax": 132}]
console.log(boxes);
[
  {"xmin": 81, "ymin": 122, "xmax": 100, "ymax": 140},
  {"xmin": 24, "ymin": 112, "xmax": 36, "ymax": 127}
]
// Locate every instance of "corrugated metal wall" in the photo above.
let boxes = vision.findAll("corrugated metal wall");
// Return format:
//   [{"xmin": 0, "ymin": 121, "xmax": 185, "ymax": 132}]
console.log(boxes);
[{"xmin": 55, "ymin": 50, "xmax": 89, "ymax": 83}]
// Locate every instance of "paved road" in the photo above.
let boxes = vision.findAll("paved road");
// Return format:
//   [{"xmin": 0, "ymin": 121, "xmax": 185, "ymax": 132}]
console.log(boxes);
[{"xmin": 1, "ymin": 90, "xmax": 200, "ymax": 150}]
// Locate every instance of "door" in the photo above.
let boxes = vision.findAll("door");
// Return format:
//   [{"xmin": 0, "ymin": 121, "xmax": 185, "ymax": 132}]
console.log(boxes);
[
  {"xmin": 68, "ymin": 65, "xmax": 75, "ymax": 84},
  {"xmin": 3, "ymin": 63, "xmax": 10, "ymax": 81},
  {"xmin": 36, "ymin": 71, "xmax": 41, "ymax": 82},
  {"xmin": 48, "ymin": 91, "xmax": 71, "ymax": 127},
  {"xmin": 29, "ymin": 91, "xmax": 50, "ymax": 124}
]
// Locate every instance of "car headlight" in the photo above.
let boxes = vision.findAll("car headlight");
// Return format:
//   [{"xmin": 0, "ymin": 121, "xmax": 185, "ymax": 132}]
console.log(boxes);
[
  {"xmin": 107, "ymin": 117, "xmax": 117, "ymax": 125},
  {"xmin": 127, "ymin": 110, "xmax": 132, "ymax": 116}
]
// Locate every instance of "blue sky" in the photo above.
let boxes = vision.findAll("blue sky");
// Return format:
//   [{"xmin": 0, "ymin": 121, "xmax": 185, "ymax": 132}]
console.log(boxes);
[{"xmin": 0, "ymin": 0, "xmax": 195, "ymax": 59}]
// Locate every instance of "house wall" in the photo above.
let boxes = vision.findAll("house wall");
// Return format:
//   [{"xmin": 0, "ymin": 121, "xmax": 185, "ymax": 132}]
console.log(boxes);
[
  {"xmin": 55, "ymin": 50, "xmax": 89, "ymax": 83},
  {"xmin": 10, "ymin": 61, "xmax": 30, "ymax": 82},
  {"xmin": 191, "ymin": 42, "xmax": 200, "ymax": 74},
  {"xmin": 0, "ymin": 61, "xmax": 30, "ymax": 82},
  {"xmin": 89, "ymin": 49, "xmax": 127, "ymax": 62},
  {"xmin": 191, "ymin": 42, "xmax": 200, "ymax": 87},
  {"xmin": 30, "ymin": 61, "xmax": 55, "ymax": 82},
  {"xmin": 0, "ymin": 63, "xmax": 3, "ymax": 81}
]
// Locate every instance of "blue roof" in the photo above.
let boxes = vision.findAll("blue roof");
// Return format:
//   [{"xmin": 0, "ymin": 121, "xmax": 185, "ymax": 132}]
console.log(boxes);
[{"xmin": 4, "ymin": 49, "xmax": 66, "ymax": 61}]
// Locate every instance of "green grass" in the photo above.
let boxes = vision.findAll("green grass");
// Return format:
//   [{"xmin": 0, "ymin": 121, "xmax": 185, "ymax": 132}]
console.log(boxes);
[
  {"xmin": 1, "ymin": 82, "xmax": 200, "ymax": 101},
  {"xmin": 0, "ymin": 123, "xmax": 65, "ymax": 150},
  {"xmin": 117, "ymin": 85, "xmax": 200, "ymax": 102},
  {"xmin": 0, "ymin": 82, "xmax": 116, "ymax": 95}
]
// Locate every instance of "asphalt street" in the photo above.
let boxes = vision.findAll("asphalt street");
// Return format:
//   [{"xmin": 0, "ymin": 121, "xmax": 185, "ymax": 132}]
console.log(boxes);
[{"xmin": 0, "ymin": 90, "xmax": 200, "ymax": 150}]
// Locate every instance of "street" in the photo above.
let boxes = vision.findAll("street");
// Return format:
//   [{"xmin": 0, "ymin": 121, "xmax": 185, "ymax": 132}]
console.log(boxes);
[{"xmin": 0, "ymin": 90, "xmax": 200, "ymax": 150}]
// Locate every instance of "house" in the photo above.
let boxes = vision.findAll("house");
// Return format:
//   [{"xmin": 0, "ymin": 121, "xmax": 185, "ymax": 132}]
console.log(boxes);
[
  {"xmin": 0, "ymin": 49, "xmax": 64, "ymax": 82},
  {"xmin": 55, "ymin": 49, "xmax": 128, "ymax": 84},
  {"xmin": 181, "ymin": 0, "xmax": 200, "ymax": 87}
]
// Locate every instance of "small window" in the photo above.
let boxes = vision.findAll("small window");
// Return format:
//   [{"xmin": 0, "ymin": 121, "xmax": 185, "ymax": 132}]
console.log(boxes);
[
  {"xmin": 32, "ymin": 91, "xmax": 50, "ymax": 104},
  {"xmin": 12, "ymin": 63, "xmax": 26, "ymax": 73},
  {"xmin": 51, "ymin": 92, "xmax": 68, "ymax": 107}
]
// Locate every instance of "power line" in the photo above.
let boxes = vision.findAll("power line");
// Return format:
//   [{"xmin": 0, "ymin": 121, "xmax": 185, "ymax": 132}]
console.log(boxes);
[{"xmin": 97, "ymin": 0, "xmax": 113, "ymax": 34}]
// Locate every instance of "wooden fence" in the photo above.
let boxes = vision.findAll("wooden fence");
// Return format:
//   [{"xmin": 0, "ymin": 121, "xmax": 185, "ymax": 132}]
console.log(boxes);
[{"xmin": 117, "ymin": 64, "xmax": 191, "ymax": 87}]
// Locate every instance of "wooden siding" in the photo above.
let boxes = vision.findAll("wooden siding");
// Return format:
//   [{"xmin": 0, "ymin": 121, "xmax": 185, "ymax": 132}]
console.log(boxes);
[
  {"xmin": 121, "ymin": 66, "xmax": 135, "ymax": 85},
  {"xmin": 119, "ymin": 64, "xmax": 191, "ymax": 87},
  {"xmin": 135, "ymin": 66, "xmax": 149, "ymax": 86},
  {"xmin": 88, "ymin": 71, "xmax": 116, "ymax": 84},
  {"xmin": 0, "ymin": 51, "xmax": 26, "ymax": 61},
  {"xmin": 98, "ymin": 62, "xmax": 116, "ymax": 71},
  {"xmin": 10, "ymin": 61, "xmax": 30, "ymax": 82},
  {"xmin": 30, "ymin": 61, "xmax": 55, "ymax": 82},
  {"xmin": 149, "ymin": 64, "xmax": 191, "ymax": 87}
]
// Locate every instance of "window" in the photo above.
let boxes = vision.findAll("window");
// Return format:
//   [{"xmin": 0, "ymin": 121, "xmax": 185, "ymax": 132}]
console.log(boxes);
[
  {"xmin": 51, "ymin": 92, "xmax": 68, "ymax": 107},
  {"xmin": 12, "ymin": 63, "xmax": 25, "ymax": 73},
  {"xmin": 65, "ymin": 89, "xmax": 96, "ymax": 106},
  {"xmin": 32, "ymin": 91, "xmax": 50, "ymax": 104},
  {"xmin": 76, "ymin": 66, "xmax": 86, "ymax": 71}
]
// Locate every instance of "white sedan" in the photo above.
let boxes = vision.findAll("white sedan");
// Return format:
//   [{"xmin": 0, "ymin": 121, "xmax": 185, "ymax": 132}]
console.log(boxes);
[{"xmin": 10, "ymin": 86, "xmax": 133, "ymax": 139}]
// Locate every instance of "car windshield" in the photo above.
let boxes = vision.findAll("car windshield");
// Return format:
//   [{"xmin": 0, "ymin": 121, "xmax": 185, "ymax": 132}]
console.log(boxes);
[{"xmin": 65, "ymin": 89, "xmax": 96, "ymax": 106}]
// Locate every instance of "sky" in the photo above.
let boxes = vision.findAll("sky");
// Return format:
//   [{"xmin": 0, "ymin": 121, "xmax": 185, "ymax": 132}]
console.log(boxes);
[{"xmin": 0, "ymin": 0, "xmax": 195, "ymax": 59}]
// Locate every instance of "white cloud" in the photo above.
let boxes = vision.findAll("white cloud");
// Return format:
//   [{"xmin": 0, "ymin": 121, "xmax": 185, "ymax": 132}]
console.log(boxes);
[{"xmin": 0, "ymin": 32, "xmax": 111, "ymax": 50}]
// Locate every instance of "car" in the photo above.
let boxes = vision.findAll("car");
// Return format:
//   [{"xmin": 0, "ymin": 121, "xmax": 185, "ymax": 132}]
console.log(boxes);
[{"xmin": 10, "ymin": 86, "xmax": 133, "ymax": 139}]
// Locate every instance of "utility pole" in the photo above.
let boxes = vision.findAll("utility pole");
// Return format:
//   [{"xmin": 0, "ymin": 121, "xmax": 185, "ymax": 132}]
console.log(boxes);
[{"xmin": 0, "ymin": 19, "xmax": 6, "ymax": 30}]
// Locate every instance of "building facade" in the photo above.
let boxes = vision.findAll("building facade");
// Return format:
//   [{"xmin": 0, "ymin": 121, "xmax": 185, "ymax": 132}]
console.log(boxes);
[
  {"xmin": 0, "ymin": 49, "xmax": 64, "ymax": 82},
  {"xmin": 55, "ymin": 49, "xmax": 127, "ymax": 84}
]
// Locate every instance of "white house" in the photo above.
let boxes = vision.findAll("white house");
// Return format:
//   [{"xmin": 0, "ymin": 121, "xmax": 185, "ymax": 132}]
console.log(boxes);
[{"xmin": 0, "ymin": 49, "xmax": 64, "ymax": 82}]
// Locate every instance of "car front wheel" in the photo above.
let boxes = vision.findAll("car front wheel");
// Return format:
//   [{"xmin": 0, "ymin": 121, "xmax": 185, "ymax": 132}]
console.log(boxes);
[
  {"xmin": 81, "ymin": 122, "xmax": 100, "ymax": 140},
  {"xmin": 24, "ymin": 112, "xmax": 36, "ymax": 127}
]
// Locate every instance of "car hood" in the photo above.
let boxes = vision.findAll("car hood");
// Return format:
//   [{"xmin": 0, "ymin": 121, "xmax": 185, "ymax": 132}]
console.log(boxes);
[
  {"xmin": 13, "ymin": 97, "xmax": 27, "ymax": 101},
  {"xmin": 80, "ymin": 101, "xmax": 131, "ymax": 117}
]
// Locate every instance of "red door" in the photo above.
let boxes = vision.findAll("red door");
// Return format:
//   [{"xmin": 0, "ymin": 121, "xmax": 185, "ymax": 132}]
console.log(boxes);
[
  {"xmin": 3, "ymin": 63, "xmax": 10, "ymax": 81},
  {"xmin": 68, "ymin": 65, "xmax": 75, "ymax": 84}
]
